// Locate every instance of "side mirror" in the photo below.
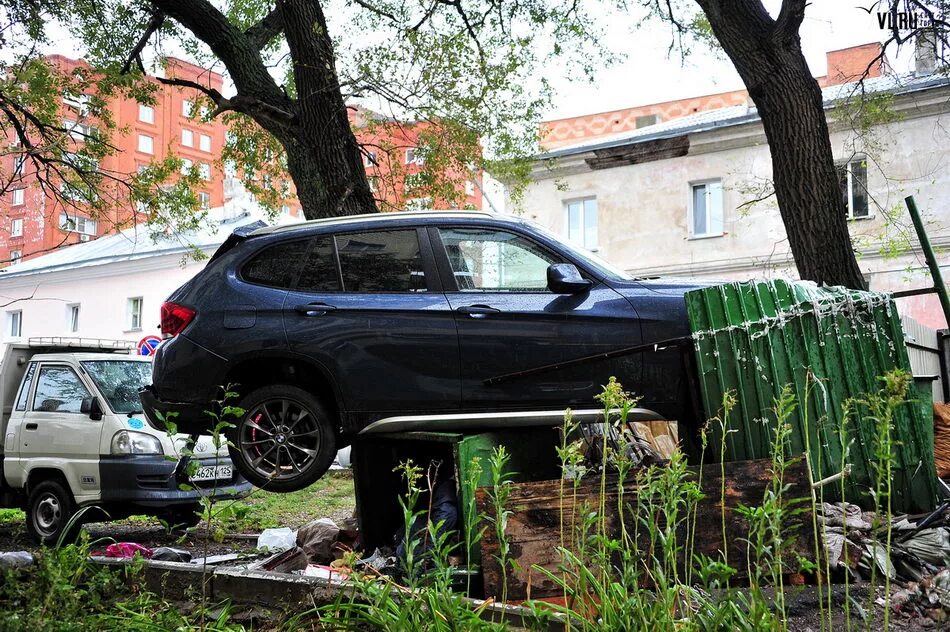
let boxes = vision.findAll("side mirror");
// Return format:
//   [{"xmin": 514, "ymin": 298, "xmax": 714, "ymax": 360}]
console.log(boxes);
[
  {"xmin": 80, "ymin": 397, "xmax": 104, "ymax": 421},
  {"xmin": 547, "ymin": 263, "xmax": 593, "ymax": 294}
]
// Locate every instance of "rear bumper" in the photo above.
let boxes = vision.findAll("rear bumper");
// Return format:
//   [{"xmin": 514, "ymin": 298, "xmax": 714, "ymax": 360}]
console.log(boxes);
[
  {"xmin": 99, "ymin": 454, "xmax": 251, "ymax": 509},
  {"xmin": 139, "ymin": 385, "xmax": 212, "ymax": 435}
]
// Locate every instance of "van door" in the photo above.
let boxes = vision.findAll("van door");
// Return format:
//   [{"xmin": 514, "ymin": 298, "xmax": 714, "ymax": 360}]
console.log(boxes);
[{"xmin": 17, "ymin": 364, "xmax": 103, "ymax": 502}]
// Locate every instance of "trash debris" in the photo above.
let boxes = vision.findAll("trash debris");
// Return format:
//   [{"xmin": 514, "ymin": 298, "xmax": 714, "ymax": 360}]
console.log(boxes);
[
  {"xmin": 297, "ymin": 518, "xmax": 340, "ymax": 565},
  {"xmin": 105, "ymin": 542, "xmax": 153, "ymax": 559},
  {"xmin": 257, "ymin": 527, "xmax": 297, "ymax": 552},
  {"xmin": 891, "ymin": 568, "xmax": 950, "ymax": 620},
  {"xmin": 151, "ymin": 547, "xmax": 192, "ymax": 563},
  {"xmin": 191, "ymin": 553, "xmax": 240, "ymax": 566},
  {"xmin": 0, "ymin": 551, "xmax": 33, "ymax": 568},
  {"xmin": 303, "ymin": 564, "xmax": 348, "ymax": 580},
  {"xmin": 251, "ymin": 546, "xmax": 308, "ymax": 573},
  {"xmin": 934, "ymin": 403, "xmax": 950, "ymax": 478}
]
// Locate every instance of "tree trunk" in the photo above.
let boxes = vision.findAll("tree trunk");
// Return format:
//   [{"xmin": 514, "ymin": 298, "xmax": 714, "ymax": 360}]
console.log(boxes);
[
  {"xmin": 695, "ymin": 1, "xmax": 867, "ymax": 290},
  {"xmin": 278, "ymin": 0, "xmax": 377, "ymax": 218}
]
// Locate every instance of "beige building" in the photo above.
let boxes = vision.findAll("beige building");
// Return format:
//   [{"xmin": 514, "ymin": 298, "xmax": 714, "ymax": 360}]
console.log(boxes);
[{"xmin": 514, "ymin": 70, "xmax": 950, "ymax": 329}]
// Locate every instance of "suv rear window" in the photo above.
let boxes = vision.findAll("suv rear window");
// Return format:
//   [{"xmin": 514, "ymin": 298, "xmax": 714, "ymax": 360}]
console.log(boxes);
[
  {"xmin": 242, "ymin": 239, "xmax": 310, "ymax": 288},
  {"xmin": 336, "ymin": 230, "xmax": 426, "ymax": 292}
]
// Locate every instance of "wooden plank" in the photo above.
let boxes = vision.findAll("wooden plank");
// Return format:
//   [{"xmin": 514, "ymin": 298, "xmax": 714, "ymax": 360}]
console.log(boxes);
[{"xmin": 476, "ymin": 458, "xmax": 815, "ymax": 601}]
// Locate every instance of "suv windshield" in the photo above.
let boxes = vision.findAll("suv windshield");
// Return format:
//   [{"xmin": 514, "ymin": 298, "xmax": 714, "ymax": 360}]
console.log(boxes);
[{"xmin": 81, "ymin": 360, "xmax": 151, "ymax": 414}]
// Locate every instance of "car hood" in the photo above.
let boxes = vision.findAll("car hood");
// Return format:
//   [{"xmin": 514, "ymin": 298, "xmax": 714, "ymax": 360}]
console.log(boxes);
[{"xmin": 606, "ymin": 276, "xmax": 720, "ymax": 296}]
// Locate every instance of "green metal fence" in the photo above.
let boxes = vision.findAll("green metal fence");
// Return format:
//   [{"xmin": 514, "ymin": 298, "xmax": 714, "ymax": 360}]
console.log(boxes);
[{"xmin": 685, "ymin": 279, "xmax": 938, "ymax": 513}]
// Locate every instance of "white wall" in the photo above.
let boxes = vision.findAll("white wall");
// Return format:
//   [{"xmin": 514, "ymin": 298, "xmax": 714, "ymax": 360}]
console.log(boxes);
[{"xmin": 0, "ymin": 253, "xmax": 210, "ymax": 348}]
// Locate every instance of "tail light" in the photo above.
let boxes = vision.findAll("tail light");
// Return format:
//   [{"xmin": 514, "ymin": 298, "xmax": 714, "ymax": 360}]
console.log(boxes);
[{"xmin": 160, "ymin": 301, "xmax": 196, "ymax": 338}]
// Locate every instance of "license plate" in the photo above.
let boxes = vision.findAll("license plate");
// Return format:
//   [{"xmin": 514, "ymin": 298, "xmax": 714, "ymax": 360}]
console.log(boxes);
[{"xmin": 189, "ymin": 464, "xmax": 232, "ymax": 482}]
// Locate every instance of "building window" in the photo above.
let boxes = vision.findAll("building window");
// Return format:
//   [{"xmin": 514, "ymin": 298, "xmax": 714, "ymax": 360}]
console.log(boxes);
[
  {"xmin": 10, "ymin": 218, "xmax": 22, "ymax": 237},
  {"xmin": 198, "ymin": 191, "xmax": 211, "ymax": 208},
  {"xmin": 138, "ymin": 104, "xmax": 155, "ymax": 124},
  {"xmin": 405, "ymin": 148, "xmax": 424, "ymax": 165},
  {"xmin": 465, "ymin": 180, "xmax": 477, "ymax": 197},
  {"xmin": 137, "ymin": 134, "xmax": 154, "ymax": 154},
  {"xmin": 368, "ymin": 176, "xmax": 378, "ymax": 193},
  {"xmin": 7, "ymin": 310, "xmax": 21, "ymax": 338},
  {"xmin": 635, "ymin": 114, "xmax": 659, "ymax": 128},
  {"xmin": 180, "ymin": 158, "xmax": 193, "ymax": 174},
  {"xmin": 126, "ymin": 297, "xmax": 143, "ymax": 330},
  {"xmin": 281, "ymin": 204, "xmax": 291, "ymax": 215},
  {"xmin": 564, "ymin": 198, "xmax": 599, "ymax": 250},
  {"xmin": 63, "ymin": 119, "xmax": 98, "ymax": 141},
  {"xmin": 10, "ymin": 250, "xmax": 21, "ymax": 264},
  {"xmin": 364, "ymin": 151, "xmax": 378, "ymax": 168},
  {"xmin": 689, "ymin": 180, "xmax": 724, "ymax": 238},
  {"xmin": 13, "ymin": 155, "xmax": 25, "ymax": 177},
  {"xmin": 182, "ymin": 129, "xmax": 194, "ymax": 147},
  {"xmin": 182, "ymin": 100, "xmax": 193, "ymax": 117},
  {"xmin": 199, "ymin": 162, "xmax": 211, "ymax": 181},
  {"xmin": 66, "ymin": 304, "xmax": 80, "ymax": 333},
  {"xmin": 11, "ymin": 189, "xmax": 24, "ymax": 206},
  {"xmin": 405, "ymin": 197, "xmax": 432, "ymax": 211},
  {"xmin": 199, "ymin": 134, "xmax": 212, "ymax": 152},
  {"xmin": 837, "ymin": 156, "xmax": 869, "ymax": 219},
  {"xmin": 59, "ymin": 213, "xmax": 97, "ymax": 236}
]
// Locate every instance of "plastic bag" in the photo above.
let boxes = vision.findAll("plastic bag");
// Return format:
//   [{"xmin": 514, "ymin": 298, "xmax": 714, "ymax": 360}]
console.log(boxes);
[{"xmin": 257, "ymin": 527, "xmax": 297, "ymax": 552}]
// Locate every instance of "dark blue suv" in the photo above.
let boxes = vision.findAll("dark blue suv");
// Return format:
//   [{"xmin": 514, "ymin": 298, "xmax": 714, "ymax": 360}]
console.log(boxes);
[{"xmin": 141, "ymin": 211, "xmax": 704, "ymax": 491}]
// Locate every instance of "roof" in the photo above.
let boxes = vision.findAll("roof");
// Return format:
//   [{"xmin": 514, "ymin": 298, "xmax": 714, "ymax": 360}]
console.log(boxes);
[
  {"xmin": 541, "ymin": 72, "xmax": 950, "ymax": 159},
  {"xmin": 250, "ymin": 210, "xmax": 502, "ymax": 236},
  {"xmin": 0, "ymin": 206, "xmax": 273, "ymax": 280}
]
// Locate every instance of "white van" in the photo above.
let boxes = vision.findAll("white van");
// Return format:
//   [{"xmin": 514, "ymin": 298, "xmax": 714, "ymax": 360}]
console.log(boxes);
[{"xmin": 0, "ymin": 339, "xmax": 251, "ymax": 544}]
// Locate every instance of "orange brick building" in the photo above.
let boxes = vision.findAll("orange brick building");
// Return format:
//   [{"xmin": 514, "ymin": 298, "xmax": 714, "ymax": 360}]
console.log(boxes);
[
  {"xmin": 540, "ymin": 43, "xmax": 885, "ymax": 150},
  {"xmin": 1, "ymin": 55, "xmax": 481, "ymax": 267}
]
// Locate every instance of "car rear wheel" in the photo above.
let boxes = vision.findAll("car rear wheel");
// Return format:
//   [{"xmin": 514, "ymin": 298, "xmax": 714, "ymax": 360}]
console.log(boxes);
[
  {"xmin": 26, "ymin": 480, "xmax": 79, "ymax": 545},
  {"xmin": 228, "ymin": 385, "xmax": 336, "ymax": 492}
]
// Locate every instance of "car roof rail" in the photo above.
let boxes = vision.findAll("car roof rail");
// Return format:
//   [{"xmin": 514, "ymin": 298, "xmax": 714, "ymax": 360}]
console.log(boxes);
[{"xmin": 25, "ymin": 337, "xmax": 136, "ymax": 353}]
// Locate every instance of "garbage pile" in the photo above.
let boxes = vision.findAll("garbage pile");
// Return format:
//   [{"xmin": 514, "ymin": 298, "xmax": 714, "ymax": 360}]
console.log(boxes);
[{"xmin": 821, "ymin": 501, "xmax": 950, "ymax": 583}]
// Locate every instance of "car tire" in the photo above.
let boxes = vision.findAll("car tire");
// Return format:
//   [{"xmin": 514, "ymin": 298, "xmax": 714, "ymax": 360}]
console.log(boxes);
[
  {"xmin": 26, "ymin": 479, "xmax": 79, "ymax": 546},
  {"xmin": 228, "ymin": 385, "xmax": 337, "ymax": 493}
]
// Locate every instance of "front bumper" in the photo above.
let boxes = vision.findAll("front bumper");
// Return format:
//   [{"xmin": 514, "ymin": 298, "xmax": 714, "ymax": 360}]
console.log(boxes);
[{"xmin": 99, "ymin": 454, "xmax": 252, "ymax": 509}]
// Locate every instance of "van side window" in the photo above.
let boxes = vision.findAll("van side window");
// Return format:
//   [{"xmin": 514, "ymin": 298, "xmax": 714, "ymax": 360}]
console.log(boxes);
[
  {"xmin": 241, "ymin": 240, "xmax": 310, "ymax": 289},
  {"xmin": 336, "ymin": 230, "xmax": 426, "ymax": 292},
  {"xmin": 32, "ymin": 366, "xmax": 92, "ymax": 414},
  {"xmin": 14, "ymin": 362, "xmax": 36, "ymax": 411}
]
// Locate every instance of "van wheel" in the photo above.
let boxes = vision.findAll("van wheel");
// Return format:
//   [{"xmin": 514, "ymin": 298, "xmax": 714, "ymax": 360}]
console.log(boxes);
[
  {"xmin": 228, "ymin": 385, "xmax": 336, "ymax": 493},
  {"xmin": 26, "ymin": 480, "xmax": 79, "ymax": 545}
]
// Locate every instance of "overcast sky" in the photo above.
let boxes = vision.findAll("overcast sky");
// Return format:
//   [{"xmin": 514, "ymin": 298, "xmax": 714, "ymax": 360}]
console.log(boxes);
[{"xmin": 544, "ymin": 0, "xmax": 915, "ymax": 121}]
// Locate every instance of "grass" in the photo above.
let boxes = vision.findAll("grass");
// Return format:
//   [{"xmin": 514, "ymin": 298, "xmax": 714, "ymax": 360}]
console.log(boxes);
[{"xmin": 0, "ymin": 508, "xmax": 24, "ymax": 525}]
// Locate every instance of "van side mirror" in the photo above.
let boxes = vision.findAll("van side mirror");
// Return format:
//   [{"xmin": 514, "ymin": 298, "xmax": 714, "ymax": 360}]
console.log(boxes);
[
  {"xmin": 547, "ymin": 263, "xmax": 593, "ymax": 294},
  {"xmin": 80, "ymin": 397, "xmax": 103, "ymax": 421}
]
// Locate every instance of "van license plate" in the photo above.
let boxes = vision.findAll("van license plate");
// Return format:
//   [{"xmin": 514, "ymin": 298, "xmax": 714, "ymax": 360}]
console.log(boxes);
[{"xmin": 189, "ymin": 465, "xmax": 232, "ymax": 482}]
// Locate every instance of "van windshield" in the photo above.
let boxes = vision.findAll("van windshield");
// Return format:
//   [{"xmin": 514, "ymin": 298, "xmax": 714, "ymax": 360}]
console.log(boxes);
[{"xmin": 81, "ymin": 360, "xmax": 151, "ymax": 415}]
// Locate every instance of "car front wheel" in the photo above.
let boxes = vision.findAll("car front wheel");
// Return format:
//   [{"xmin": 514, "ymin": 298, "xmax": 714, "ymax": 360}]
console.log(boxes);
[
  {"xmin": 228, "ymin": 385, "xmax": 337, "ymax": 492},
  {"xmin": 26, "ymin": 479, "xmax": 79, "ymax": 545}
]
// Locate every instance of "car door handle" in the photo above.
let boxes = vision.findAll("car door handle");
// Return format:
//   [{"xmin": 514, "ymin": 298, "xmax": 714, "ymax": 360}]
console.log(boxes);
[
  {"xmin": 456, "ymin": 304, "xmax": 500, "ymax": 318},
  {"xmin": 24, "ymin": 423, "xmax": 38, "ymax": 430},
  {"xmin": 294, "ymin": 302, "xmax": 337, "ymax": 317}
]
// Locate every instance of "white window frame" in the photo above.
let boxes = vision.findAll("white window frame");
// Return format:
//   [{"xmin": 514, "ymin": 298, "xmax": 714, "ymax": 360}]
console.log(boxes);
[
  {"xmin": 364, "ymin": 151, "xmax": 378, "ymax": 167},
  {"xmin": 199, "ymin": 162, "xmax": 212, "ymax": 181},
  {"xmin": 59, "ymin": 213, "xmax": 97, "ymax": 236},
  {"xmin": 405, "ymin": 197, "xmax": 432, "ymax": 211},
  {"xmin": 11, "ymin": 189, "xmax": 24, "ymax": 206},
  {"xmin": 66, "ymin": 304, "xmax": 80, "ymax": 333},
  {"xmin": 7, "ymin": 310, "xmax": 22, "ymax": 338},
  {"xmin": 838, "ymin": 156, "xmax": 871, "ymax": 220},
  {"xmin": 10, "ymin": 218, "xmax": 22, "ymax": 237},
  {"xmin": 182, "ymin": 100, "xmax": 193, "ymax": 117},
  {"xmin": 180, "ymin": 158, "xmax": 193, "ymax": 175},
  {"xmin": 198, "ymin": 191, "xmax": 211, "ymax": 208},
  {"xmin": 13, "ymin": 155, "xmax": 25, "ymax": 177},
  {"xmin": 199, "ymin": 134, "xmax": 212, "ymax": 152},
  {"xmin": 563, "ymin": 197, "xmax": 599, "ymax": 251},
  {"xmin": 181, "ymin": 129, "xmax": 194, "ymax": 147},
  {"xmin": 688, "ymin": 179, "xmax": 725, "ymax": 239},
  {"xmin": 137, "ymin": 134, "xmax": 154, "ymax": 155},
  {"xmin": 138, "ymin": 104, "xmax": 155, "ymax": 124},
  {"xmin": 405, "ymin": 148, "xmax": 424, "ymax": 165},
  {"xmin": 10, "ymin": 250, "xmax": 21, "ymax": 264},
  {"xmin": 126, "ymin": 297, "xmax": 143, "ymax": 331}
]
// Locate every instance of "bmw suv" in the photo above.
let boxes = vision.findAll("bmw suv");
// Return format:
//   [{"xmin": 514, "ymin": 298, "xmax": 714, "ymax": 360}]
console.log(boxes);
[{"xmin": 141, "ymin": 211, "xmax": 704, "ymax": 491}]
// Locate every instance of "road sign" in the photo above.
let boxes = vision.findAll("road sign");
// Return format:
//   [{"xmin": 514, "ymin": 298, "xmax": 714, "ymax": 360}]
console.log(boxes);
[{"xmin": 138, "ymin": 335, "xmax": 162, "ymax": 357}]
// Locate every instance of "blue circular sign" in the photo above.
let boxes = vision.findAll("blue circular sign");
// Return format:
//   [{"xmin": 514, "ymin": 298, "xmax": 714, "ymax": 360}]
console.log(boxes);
[{"xmin": 138, "ymin": 335, "xmax": 162, "ymax": 356}]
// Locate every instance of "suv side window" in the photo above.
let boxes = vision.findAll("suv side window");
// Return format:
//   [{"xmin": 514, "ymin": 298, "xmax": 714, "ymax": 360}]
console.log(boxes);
[
  {"xmin": 336, "ymin": 230, "xmax": 427, "ymax": 292},
  {"xmin": 295, "ymin": 236, "xmax": 341, "ymax": 292},
  {"xmin": 438, "ymin": 227, "xmax": 561, "ymax": 292},
  {"xmin": 32, "ymin": 366, "xmax": 91, "ymax": 414},
  {"xmin": 242, "ymin": 239, "xmax": 311, "ymax": 289},
  {"xmin": 15, "ymin": 361, "xmax": 36, "ymax": 411}
]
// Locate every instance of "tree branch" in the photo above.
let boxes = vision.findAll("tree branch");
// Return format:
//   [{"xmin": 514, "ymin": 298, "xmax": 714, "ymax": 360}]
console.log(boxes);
[
  {"xmin": 121, "ymin": 10, "xmax": 166, "ymax": 74},
  {"xmin": 244, "ymin": 6, "xmax": 284, "ymax": 49},
  {"xmin": 774, "ymin": 0, "xmax": 806, "ymax": 38}
]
